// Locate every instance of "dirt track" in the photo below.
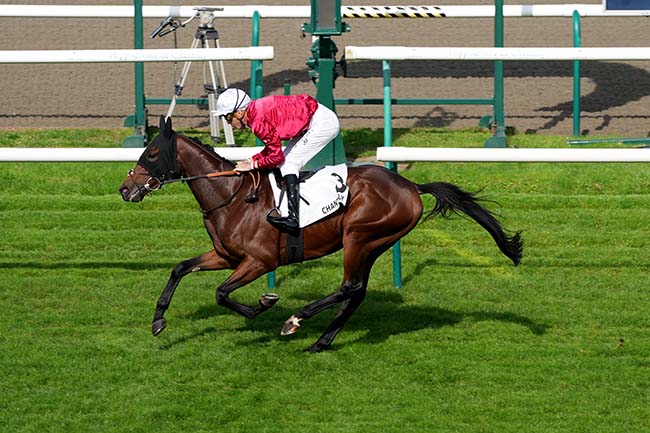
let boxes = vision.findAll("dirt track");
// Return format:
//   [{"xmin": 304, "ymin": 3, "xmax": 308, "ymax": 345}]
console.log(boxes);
[{"xmin": 1, "ymin": 0, "xmax": 650, "ymax": 137}]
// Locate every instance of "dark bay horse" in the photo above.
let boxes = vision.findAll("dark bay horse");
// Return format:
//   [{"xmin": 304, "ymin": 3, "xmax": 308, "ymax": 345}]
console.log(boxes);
[{"xmin": 119, "ymin": 117, "xmax": 523, "ymax": 352}]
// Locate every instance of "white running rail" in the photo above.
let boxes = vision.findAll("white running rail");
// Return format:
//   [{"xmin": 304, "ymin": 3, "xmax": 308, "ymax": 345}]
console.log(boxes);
[
  {"xmin": 345, "ymin": 46, "xmax": 650, "ymax": 61},
  {"xmin": 0, "ymin": 4, "xmax": 646, "ymax": 18},
  {"xmin": 0, "ymin": 147, "xmax": 260, "ymax": 162},
  {"xmin": 0, "ymin": 47, "xmax": 273, "ymax": 64},
  {"xmin": 377, "ymin": 147, "xmax": 650, "ymax": 163}
]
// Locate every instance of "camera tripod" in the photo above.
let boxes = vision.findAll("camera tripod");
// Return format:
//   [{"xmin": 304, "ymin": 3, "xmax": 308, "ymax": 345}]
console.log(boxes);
[{"xmin": 151, "ymin": 7, "xmax": 235, "ymax": 145}]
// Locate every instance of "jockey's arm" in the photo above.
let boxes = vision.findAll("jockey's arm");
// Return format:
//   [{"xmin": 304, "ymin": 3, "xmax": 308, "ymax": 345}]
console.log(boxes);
[{"xmin": 251, "ymin": 140, "xmax": 285, "ymax": 169}]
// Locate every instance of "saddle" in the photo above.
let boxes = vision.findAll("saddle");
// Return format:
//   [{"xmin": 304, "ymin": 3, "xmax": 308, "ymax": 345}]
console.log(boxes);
[
  {"xmin": 266, "ymin": 164, "xmax": 350, "ymax": 264},
  {"xmin": 270, "ymin": 168, "xmax": 318, "ymax": 188},
  {"xmin": 266, "ymin": 164, "xmax": 349, "ymax": 228}
]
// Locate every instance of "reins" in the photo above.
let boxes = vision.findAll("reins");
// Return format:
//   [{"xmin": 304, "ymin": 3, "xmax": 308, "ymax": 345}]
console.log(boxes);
[
  {"xmin": 128, "ymin": 168, "xmax": 262, "ymax": 218},
  {"xmin": 194, "ymin": 170, "xmax": 262, "ymax": 218},
  {"xmin": 160, "ymin": 169, "xmax": 241, "ymax": 186}
]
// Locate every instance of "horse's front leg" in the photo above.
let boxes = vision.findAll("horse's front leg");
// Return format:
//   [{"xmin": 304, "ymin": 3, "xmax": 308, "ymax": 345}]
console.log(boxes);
[
  {"xmin": 215, "ymin": 258, "xmax": 279, "ymax": 319},
  {"xmin": 152, "ymin": 249, "xmax": 230, "ymax": 336}
]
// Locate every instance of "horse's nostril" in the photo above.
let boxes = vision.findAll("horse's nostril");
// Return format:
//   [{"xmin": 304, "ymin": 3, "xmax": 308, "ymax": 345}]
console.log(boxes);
[{"xmin": 120, "ymin": 186, "xmax": 130, "ymax": 198}]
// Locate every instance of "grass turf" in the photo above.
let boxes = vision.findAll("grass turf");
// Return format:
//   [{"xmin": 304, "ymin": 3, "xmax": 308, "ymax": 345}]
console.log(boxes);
[{"xmin": 1, "ymin": 128, "xmax": 649, "ymax": 432}]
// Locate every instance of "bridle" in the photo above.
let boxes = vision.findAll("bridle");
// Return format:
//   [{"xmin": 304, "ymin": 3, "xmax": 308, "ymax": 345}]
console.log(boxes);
[
  {"xmin": 127, "ymin": 167, "xmax": 261, "ymax": 215},
  {"xmin": 128, "ymin": 130, "xmax": 261, "ymax": 213}
]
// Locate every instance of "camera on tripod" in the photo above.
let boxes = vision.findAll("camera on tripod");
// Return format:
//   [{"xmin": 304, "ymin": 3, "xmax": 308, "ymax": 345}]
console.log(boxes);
[{"xmin": 150, "ymin": 7, "xmax": 235, "ymax": 146}]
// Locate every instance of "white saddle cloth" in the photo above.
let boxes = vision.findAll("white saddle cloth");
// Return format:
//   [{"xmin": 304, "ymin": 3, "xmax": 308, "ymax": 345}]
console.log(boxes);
[{"xmin": 268, "ymin": 164, "xmax": 349, "ymax": 228}]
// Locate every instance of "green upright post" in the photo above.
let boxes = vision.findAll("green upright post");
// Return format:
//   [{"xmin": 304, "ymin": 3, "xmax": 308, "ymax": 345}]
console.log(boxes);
[
  {"xmin": 485, "ymin": 0, "xmax": 507, "ymax": 148},
  {"xmin": 123, "ymin": 0, "xmax": 147, "ymax": 147},
  {"xmin": 246, "ymin": 11, "xmax": 275, "ymax": 289},
  {"xmin": 302, "ymin": 0, "xmax": 348, "ymax": 169},
  {"xmin": 250, "ymin": 11, "xmax": 264, "ymax": 100},
  {"xmin": 382, "ymin": 60, "xmax": 402, "ymax": 288},
  {"xmin": 572, "ymin": 10, "xmax": 581, "ymax": 137},
  {"xmin": 250, "ymin": 11, "xmax": 265, "ymax": 151}
]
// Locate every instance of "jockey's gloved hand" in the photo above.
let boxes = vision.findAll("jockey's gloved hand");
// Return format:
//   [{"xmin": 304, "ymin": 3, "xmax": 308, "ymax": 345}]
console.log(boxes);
[{"xmin": 235, "ymin": 159, "xmax": 254, "ymax": 172}]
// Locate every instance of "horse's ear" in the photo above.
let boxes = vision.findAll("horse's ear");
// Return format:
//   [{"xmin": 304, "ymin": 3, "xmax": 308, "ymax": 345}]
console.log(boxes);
[
  {"xmin": 163, "ymin": 116, "xmax": 173, "ymax": 139},
  {"xmin": 159, "ymin": 115, "xmax": 165, "ymax": 132},
  {"xmin": 161, "ymin": 117, "xmax": 174, "ymax": 138}
]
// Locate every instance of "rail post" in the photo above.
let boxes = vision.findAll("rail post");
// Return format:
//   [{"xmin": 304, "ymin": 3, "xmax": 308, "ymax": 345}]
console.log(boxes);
[
  {"xmin": 573, "ymin": 10, "xmax": 581, "ymax": 137},
  {"xmin": 382, "ymin": 60, "xmax": 402, "ymax": 288},
  {"xmin": 250, "ymin": 11, "xmax": 264, "ymax": 100},
  {"xmin": 302, "ymin": 0, "xmax": 348, "ymax": 169},
  {"xmin": 485, "ymin": 0, "xmax": 507, "ymax": 147},
  {"xmin": 123, "ymin": 0, "xmax": 147, "ymax": 147}
]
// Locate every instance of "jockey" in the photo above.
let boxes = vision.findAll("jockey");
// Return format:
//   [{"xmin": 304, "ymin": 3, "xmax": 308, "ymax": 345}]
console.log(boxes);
[{"xmin": 214, "ymin": 88, "xmax": 340, "ymax": 234}]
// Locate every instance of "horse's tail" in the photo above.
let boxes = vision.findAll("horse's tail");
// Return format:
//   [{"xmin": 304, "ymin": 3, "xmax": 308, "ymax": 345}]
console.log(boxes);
[{"xmin": 416, "ymin": 182, "xmax": 523, "ymax": 266}]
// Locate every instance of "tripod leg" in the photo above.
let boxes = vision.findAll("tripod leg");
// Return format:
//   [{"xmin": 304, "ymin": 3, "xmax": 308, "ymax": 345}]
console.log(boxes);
[
  {"xmin": 166, "ymin": 37, "xmax": 201, "ymax": 120},
  {"xmin": 202, "ymin": 38, "xmax": 235, "ymax": 145},
  {"xmin": 213, "ymin": 38, "xmax": 235, "ymax": 146}
]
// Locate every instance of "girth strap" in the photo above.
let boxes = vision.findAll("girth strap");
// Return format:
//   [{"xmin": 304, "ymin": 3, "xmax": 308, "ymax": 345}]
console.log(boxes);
[{"xmin": 286, "ymin": 230, "xmax": 304, "ymax": 264}]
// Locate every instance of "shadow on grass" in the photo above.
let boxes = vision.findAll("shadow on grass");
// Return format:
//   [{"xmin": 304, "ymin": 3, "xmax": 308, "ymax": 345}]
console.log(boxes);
[
  {"xmin": 159, "ymin": 290, "xmax": 548, "ymax": 350},
  {"xmin": 0, "ymin": 261, "xmax": 178, "ymax": 270}
]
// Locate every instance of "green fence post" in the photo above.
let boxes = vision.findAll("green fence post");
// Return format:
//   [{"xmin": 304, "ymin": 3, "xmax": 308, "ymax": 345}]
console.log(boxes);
[
  {"xmin": 573, "ymin": 10, "xmax": 581, "ymax": 137},
  {"xmin": 250, "ymin": 11, "xmax": 264, "ymax": 100},
  {"xmin": 302, "ymin": 0, "xmax": 347, "ymax": 169},
  {"xmin": 246, "ymin": 11, "xmax": 275, "ymax": 289},
  {"xmin": 382, "ymin": 60, "xmax": 402, "ymax": 288},
  {"xmin": 485, "ymin": 0, "xmax": 507, "ymax": 148},
  {"xmin": 123, "ymin": 0, "xmax": 147, "ymax": 147}
]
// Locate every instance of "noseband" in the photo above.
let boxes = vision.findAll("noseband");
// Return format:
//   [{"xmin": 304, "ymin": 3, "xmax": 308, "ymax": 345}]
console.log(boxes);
[{"xmin": 127, "ymin": 169, "xmax": 164, "ymax": 194}]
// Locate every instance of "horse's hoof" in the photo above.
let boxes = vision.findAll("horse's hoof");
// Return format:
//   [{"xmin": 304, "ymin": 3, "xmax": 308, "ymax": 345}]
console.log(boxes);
[
  {"xmin": 304, "ymin": 343, "xmax": 330, "ymax": 353},
  {"xmin": 281, "ymin": 315, "xmax": 302, "ymax": 336},
  {"xmin": 152, "ymin": 318, "xmax": 167, "ymax": 337},
  {"xmin": 259, "ymin": 293, "xmax": 280, "ymax": 308}
]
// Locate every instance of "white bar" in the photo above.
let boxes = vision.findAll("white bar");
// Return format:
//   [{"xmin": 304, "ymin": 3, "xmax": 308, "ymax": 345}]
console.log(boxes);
[
  {"xmin": 0, "ymin": 147, "xmax": 260, "ymax": 162},
  {"xmin": 377, "ymin": 147, "xmax": 650, "ymax": 163},
  {"xmin": 345, "ymin": 46, "xmax": 650, "ymax": 61},
  {"xmin": 1, "ymin": 4, "xmax": 647, "ymax": 18},
  {"xmin": 0, "ymin": 5, "xmax": 310, "ymax": 18},
  {"xmin": 0, "ymin": 47, "xmax": 273, "ymax": 64}
]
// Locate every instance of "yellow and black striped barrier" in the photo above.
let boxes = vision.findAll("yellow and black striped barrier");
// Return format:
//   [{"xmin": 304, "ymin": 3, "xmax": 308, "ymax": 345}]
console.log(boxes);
[{"xmin": 342, "ymin": 6, "xmax": 446, "ymax": 18}]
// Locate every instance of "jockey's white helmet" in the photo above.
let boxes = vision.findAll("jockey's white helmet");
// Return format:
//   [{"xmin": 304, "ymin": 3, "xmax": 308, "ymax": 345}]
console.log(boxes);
[{"xmin": 214, "ymin": 88, "xmax": 251, "ymax": 116}]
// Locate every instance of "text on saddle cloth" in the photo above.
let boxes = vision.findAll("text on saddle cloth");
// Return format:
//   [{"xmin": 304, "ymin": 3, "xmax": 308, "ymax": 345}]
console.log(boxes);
[{"xmin": 268, "ymin": 164, "xmax": 349, "ymax": 228}]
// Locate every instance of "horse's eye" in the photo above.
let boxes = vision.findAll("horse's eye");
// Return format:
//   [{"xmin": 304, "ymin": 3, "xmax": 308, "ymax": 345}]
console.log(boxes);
[{"xmin": 147, "ymin": 147, "xmax": 160, "ymax": 160}]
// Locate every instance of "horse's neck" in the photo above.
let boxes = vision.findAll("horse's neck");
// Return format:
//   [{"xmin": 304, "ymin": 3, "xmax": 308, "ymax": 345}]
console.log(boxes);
[
  {"xmin": 177, "ymin": 139, "xmax": 236, "ymax": 205},
  {"xmin": 178, "ymin": 141, "xmax": 227, "ymax": 175}
]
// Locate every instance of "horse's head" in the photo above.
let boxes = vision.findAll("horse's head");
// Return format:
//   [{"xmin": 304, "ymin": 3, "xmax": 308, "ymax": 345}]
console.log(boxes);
[{"xmin": 119, "ymin": 116, "xmax": 178, "ymax": 202}]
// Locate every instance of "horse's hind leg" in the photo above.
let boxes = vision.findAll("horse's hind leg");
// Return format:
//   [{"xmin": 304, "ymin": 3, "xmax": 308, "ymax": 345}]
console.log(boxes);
[
  {"xmin": 282, "ymin": 250, "xmax": 374, "ymax": 352},
  {"xmin": 284, "ymin": 220, "xmax": 416, "ymax": 351},
  {"xmin": 152, "ymin": 249, "xmax": 229, "ymax": 336},
  {"xmin": 305, "ymin": 281, "xmax": 368, "ymax": 353}
]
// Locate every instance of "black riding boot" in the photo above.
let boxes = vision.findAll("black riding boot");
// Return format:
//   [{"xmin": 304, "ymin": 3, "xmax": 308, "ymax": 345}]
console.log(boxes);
[{"xmin": 267, "ymin": 174, "xmax": 300, "ymax": 233}]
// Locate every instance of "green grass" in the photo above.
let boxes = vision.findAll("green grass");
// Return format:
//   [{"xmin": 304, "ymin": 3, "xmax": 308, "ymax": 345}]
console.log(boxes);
[{"xmin": 1, "ymin": 128, "xmax": 650, "ymax": 432}]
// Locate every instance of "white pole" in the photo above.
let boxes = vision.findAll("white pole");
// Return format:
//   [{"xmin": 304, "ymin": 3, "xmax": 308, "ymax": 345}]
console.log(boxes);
[
  {"xmin": 1, "ymin": 4, "xmax": 646, "ymax": 18},
  {"xmin": 0, "ymin": 147, "xmax": 259, "ymax": 162},
  {"xmin": 377, "ymin": 147, "xmax": 650, "ymax": 163},
  {"xmin": 345, "ymin": 46, "xmax": 650, "ymax": 61},
  {"xmin": 0, "ymin": 5, "xmax": 311, "ymax": 18},
  {"xmin": 0, "ymin": 47, "xmax": 273, "ymax": 64}
]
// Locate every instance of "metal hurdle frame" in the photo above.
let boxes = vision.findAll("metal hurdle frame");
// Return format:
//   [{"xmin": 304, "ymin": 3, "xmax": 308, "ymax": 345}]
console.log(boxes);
[
  {"xmin": 344, "ymin": 45, "xmax": 650, "ymax": 288},
  {"xmin": 4, "ymin": 3, "xmax": 649, "ymax": 147}
]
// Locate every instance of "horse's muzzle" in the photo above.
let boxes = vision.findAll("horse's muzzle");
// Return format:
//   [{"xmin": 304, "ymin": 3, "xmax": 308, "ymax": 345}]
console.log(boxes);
[
  {"xmin": 119, "ymin": 184, "xmax": 144, "ymax": 202},
  {"xmin": 119, "ymin": 185, "xmax": 133, "ymax": 202}
]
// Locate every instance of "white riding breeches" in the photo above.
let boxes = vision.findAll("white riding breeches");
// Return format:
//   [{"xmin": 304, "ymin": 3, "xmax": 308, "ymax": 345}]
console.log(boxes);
[{"xmin": 279, "ymin": 103, "xmax": 340, "ymax": 177}]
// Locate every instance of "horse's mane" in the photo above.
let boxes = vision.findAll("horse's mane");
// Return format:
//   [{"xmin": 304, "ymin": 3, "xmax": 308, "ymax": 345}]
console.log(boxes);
[{"xmin": 178, "ymin": 133, "xmax": 236, "ymax": 168}]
